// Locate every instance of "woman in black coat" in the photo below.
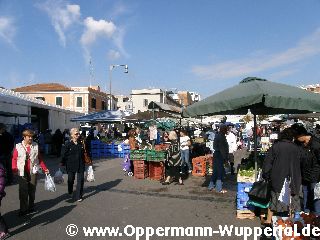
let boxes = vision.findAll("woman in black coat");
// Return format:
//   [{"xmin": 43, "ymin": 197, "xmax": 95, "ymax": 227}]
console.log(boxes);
[
  {"xmin": 61, "ymin": 128, "xmax": 86, "ymax": 202},
  {"xmin": 262, "ymin": 127, "xmax": 304, "ymax": 216}
]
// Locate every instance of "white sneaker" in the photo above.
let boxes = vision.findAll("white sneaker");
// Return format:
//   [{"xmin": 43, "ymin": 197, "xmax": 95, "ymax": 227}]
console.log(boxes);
[
  {"xmin": 188, "ymin": 170, "xmax": 192, "ymax": 173},
  {"xmin": 77, "ymin": 198, "xmax": 83, "ymax": 202}
]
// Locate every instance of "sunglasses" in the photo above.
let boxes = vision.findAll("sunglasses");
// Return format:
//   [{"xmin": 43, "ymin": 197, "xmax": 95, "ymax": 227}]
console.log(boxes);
[{"xmin": 74, "ymin": 133, "xmax": 80, "ymax": 135}]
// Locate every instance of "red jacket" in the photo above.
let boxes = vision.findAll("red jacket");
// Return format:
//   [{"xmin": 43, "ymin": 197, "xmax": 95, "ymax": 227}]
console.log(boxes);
[{"xmin": 12, "ymin": 145, "xmax": 48, "ymax": 174}]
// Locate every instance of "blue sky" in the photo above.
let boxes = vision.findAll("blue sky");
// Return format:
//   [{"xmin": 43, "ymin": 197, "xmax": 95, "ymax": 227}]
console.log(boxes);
[{"xmin": 1, "ymin": 0, "xmax": 320, "ymax": 98}]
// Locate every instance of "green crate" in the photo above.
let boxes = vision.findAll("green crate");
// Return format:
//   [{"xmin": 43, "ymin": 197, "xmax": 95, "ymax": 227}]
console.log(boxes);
[
  {"xmin": 146, "ymin": 150, "xmax": 167, "ymax": 162},
  {"xmin": 130, "ymin": 150, "xmax": 147, "ymax": 160}
]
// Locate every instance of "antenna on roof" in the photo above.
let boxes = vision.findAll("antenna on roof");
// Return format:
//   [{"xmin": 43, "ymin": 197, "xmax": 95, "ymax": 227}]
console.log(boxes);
[{"xmin": 89, "ymin": 57, "xmax": 95, "ymax": 88}]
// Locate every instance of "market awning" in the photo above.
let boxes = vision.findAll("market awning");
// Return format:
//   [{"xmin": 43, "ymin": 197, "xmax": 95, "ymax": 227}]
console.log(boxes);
[
  {"xmin": 71, "ymin": 110, "xmax": 132, "ymax": 123},
  {"xmin": 125, "ymin": 110, "xmax": 175, "ymax": 121},
  {"xmin": 148, "ymin": 101, "xmax": 182, "ymax": 117}
]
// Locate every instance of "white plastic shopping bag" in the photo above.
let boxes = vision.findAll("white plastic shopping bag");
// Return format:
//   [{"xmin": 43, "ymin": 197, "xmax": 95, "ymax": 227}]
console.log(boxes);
[
  {"xmin": 45, "ymin": 174, "xmax": 56, "ymax": 192},
  {"xmin": 314, "ymin": 182, "xmax": 320, "ymax": 200},
  {"xmin": 278, "ymin": 177, "xmax": 291, "ymax": 206},
  {"xmin": 54, "ymin": 168, "xmax": 64, "ymax": 184},
  {"xmin": 86, "ymin": 166, "xmax": 95, "ymax": 182}
]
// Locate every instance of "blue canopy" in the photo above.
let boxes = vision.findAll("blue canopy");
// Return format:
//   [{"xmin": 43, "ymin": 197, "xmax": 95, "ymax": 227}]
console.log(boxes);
[{"xmin": 70, "ymin": 110, "xmax": 132, "ymax": 123}]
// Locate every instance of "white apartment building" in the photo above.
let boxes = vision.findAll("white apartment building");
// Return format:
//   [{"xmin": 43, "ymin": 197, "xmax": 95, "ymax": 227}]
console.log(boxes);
[
  {"xmin": 115, "ymin": 95, "xmax": 133, "ymax": 112},
  {"xmin": 131, "ymin": 88, "xmax": 181, "ymax": 113}
]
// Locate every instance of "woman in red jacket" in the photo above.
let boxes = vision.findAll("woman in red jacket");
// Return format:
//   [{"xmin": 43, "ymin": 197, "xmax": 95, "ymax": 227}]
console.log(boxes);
[{"xmin": 12, "ymin": 129, "xmax": 49, "ymax": 217}]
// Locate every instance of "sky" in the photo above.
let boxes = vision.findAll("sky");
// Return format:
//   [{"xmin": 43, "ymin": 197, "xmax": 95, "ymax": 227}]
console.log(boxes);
[{"xmin": 1, "ymin": 0, "xmax": 320, "ymax": 98}]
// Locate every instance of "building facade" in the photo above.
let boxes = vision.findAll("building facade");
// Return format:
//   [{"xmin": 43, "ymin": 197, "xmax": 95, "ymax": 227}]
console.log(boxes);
[
  {"xmin": 115, "ymin": 95, "xmax": 133, "ymax": 112},
  {"xmin": 0, "ymin": 88, "xmax": 81, "ymax": 133},
  {"xmin": 131, "ymin": 88, "xmax": 182, "ymax": 113},
  {"xmin": 13, "ymin": 83, "xmax": 117, "ymax": 114},
  {"xmin": 301, "ymin": 84, "xmax": 320, "ymax": 93}
]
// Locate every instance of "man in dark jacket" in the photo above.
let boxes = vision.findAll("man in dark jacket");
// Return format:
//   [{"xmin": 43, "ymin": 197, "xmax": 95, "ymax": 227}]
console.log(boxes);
[
  {"xmin": 61, "ymin": 128, "xmax": 85, "ymax": 202},
  {"xmin": 0, "ymin": 123, "xmax": 14, "ymax": 185},
  {"xmin": 263, "ymin": 128, "xmax": 304, "ymax": 215},
  {"xmin": 292, "ymin": 123, "xmax": 320, "ymax": 215}
]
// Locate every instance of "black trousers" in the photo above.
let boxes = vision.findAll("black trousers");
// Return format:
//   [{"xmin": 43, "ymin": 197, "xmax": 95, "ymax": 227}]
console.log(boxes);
[
  {"xmin": 68, "ymin": 171, "xmax": 84, "ymax": 200},
  {"xmin": 18, "ymin": 174, "xmax": 37, "ymax": 213}
]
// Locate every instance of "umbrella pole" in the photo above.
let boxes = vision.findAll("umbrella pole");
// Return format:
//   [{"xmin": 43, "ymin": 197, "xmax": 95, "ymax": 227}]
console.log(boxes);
[{"xmin": 253, "ymin": 114, "xmax": 258, "ymax": 180}]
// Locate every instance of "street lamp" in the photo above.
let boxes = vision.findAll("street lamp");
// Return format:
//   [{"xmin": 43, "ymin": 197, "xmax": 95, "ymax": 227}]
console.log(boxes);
[{"xmin": 109, "ymin": 64, "xmax": 128, "ymax": 110}]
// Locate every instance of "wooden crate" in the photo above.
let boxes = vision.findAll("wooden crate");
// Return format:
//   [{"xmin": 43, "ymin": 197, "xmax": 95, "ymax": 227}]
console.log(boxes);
[
  {"xmin": 133, "ymin": 161, "xmax": 149, "ymax": 179},
  {"xmin": 237, "ymin": 174, "xmax": 255, "ymax": 183},
  {"xmin": 149, "ymin": 162, "xmax": 165, "ymax": 181},
  {"xmin": 236, "ymin": 210, "xmax": 255, "ymax": 220}
]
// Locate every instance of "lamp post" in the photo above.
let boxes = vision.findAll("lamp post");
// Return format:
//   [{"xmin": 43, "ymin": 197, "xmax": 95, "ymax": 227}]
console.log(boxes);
[{"xmin": 109, "ymin": 64, "xmax": 128, "ymax": 110}]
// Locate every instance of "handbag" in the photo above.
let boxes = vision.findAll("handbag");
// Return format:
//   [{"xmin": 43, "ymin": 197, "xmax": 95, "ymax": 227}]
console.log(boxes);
[
  {"xmin": 83, "ymin": 141, "xmax": 92, "ymax": 165},
  {"xmin": 248, "ymin": 180, "xmax": 271, "ymax": 205}
]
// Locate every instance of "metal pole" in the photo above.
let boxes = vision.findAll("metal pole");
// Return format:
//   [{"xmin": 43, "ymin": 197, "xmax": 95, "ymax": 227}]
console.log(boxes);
[
  {"xmin": 254, "ymin": 114, "xmax": 258, "ymax": 180},
  {"xmin": 109, "ymin": 66, "xmax": 112, "ymax": 111}
]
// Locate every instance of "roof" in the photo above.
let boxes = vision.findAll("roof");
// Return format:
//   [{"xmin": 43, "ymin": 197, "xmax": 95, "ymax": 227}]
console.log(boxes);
[
  {"xmin": 148, "ymin": 101, "xmax": 182, "ymax": 115},
  {"xmin": 13, "ymin": 83, "xmax": 72, "ymax": 92}
]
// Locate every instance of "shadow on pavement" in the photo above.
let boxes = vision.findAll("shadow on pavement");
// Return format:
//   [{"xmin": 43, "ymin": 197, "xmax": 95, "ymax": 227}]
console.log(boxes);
[
  {"xmin": 8, "ymin": 205, "xmax": 77, "ymax": 237},
  {"xmin": 83, "ymin": 179, "xmax": 122, "ymax": 200}
]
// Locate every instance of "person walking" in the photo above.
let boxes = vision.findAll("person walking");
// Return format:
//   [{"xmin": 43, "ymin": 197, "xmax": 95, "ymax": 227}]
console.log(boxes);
[
  {"xmin": 162, "ymin": 131, "xmax": 183, "ymax": 185},
  {"xmin": 0, "ymin": 161, "xmax": 9, "ymax": 239},
  {"xmin": 61, "ymin": 128, "xmax": 86, "ymax": 202},
  {"xmin": 262, "ymin": 128, "xmax": 304, "ymax": 220},
  {"xmin": 226, "ymin": 128, "xmax": 237, "ymax": 175},
  {"xmin": 12, "ymin": 129, "xmax": 49, "ymax": 216},
  {"xmin": 52, "ymin": 129, "xmax": 64, "ymax": 157},
  {"xmin": 0, "ymin": 123, "xmax": 14, "ymax": 185},
  {"xmin": 208, "ymin": 124, "xmax": 229, "ymax": 193},
  {"xmin": 179, "ymin": 130, "xmax": 192, "ymax": 174},
  {"xmin": 291, "ymin": 123, "xmax": 320, "ymax": 215}
]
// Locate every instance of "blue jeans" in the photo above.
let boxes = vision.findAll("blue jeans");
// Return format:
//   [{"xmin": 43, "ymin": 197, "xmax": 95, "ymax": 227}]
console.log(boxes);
[
  {"xmin": 181, "ymin": 149, "xmax": 192, "ymax": 171},
  {"xmin": 208, "ymin": 152, "xmax": 225, "ymax": 192},
  {"xmin": 302, "ymin": 182, "xmax": 320, "ymax": 216}
]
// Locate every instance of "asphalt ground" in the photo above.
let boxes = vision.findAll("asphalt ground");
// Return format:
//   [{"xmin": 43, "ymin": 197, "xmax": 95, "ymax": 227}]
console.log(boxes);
[{"xmin": 1, "ymin": 149, "xmax": 263, "ymax": 240}]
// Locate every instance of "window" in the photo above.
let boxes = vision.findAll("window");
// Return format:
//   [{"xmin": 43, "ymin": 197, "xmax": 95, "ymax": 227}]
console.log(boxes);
[
  {"xmin": 35, "ymin": 97, "xmax": 45, "ymax": 101},
  {"xmin": 123, "ymin": 97, "xmax": 129, "ymax": 102},
  {"xmin": 91, "ymin": 98, "xmax": 96, "ymax": 109},
  {"xmin": 55, "ymin": 96, "xmax": 62, "ymax": 106},
  {"xmin": 76, "ymin": 97, "xmax": 82, "ymax": 107},
  {"xmin": 143, "ymin": 99, "xmax": 148, "ymax": 107}
]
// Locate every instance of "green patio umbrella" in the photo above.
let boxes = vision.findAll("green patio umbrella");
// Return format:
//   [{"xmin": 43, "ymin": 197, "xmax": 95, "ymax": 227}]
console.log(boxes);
[{"xmin": 182, "ymin": 77, "xmax": 320, "ymax": 177}]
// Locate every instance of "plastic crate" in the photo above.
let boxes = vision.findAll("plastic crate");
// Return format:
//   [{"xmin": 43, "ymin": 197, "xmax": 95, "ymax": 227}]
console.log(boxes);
[
  {"xmin": 237, "ymin": 182, "xmax": 253, "ymax": 194},
  {"xmin": 133, "ymin": 161, "xmax": 149, "ymax": 179},
  {"xmin": 149, "ymin": 162, "xmax": 165, "ymax": 180},
  {"xmin": 192, "ymin": 157, "xmax": 207, "ymax": 176},
  {"xmin": 130, "ymin": 150, "xmax": 147, "ymax": 160},
  {"xmin": 146, "ymin": 150, "xmax": 167, "ymax": 162}
]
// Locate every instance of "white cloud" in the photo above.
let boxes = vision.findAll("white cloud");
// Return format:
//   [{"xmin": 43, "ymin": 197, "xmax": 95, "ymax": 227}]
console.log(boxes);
[
  {"xmin": 107, "ymin": 49, "xmax": 121, "ymax": 60},
  {"xmin": 0, "ymin": 16, "xmax": 16, "ymax": 46},
  {"xmin": 192, "ymin": 28, "xmax": 320, "ymax": 80},
  {"xmin": 38, "ymin": 0, "xmax": 80, "ymax": 47},
  {"xmin": 80, "ymin": 17, "xmax": 116, "ymax": 46}
]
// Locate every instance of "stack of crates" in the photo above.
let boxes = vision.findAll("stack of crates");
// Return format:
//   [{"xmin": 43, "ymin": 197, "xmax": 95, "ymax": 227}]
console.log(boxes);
[
  {"xmin": 90, "ymin": 140, "xmax": 101, "ymax": 159},
  {"xmin": 204, "ymin": 155, "xmax": 213, "ymax": 175},
  {"xmin": 149, "ymin": 162, "xmax": 165, "ymax": 181},
  {"xmin": 192, "ymin": 156, "xmax": 207, "ymax": 177},
  {"xmin": 133, "ymin": 160, "xmax": 149, "ymax": 179},
  {"xmin": 236, "ymin": 182, "xmax": 255, "ymax": 219},
  {"xmin": 130, "ymin": 150, "xmax": 147, "ymax": 161},
  {"xmin": 89, "ymin": 140, "xmax": 130, "ymax": 159}
]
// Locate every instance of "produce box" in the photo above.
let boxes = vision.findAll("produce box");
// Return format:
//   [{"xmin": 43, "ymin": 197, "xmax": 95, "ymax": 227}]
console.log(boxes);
[
  {"xmin": 146, "ymin": 150, "xmax": 167, "ymax": 162},
  {"xmin": 130, "ymin": 150, "xmax": 147, "ymax": 160},
  {"xmin": 237, "ymin": 166, "xmax": 256, "ymax": 183}
]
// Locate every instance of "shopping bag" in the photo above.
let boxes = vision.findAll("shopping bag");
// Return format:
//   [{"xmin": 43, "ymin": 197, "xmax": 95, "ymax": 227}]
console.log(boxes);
[
  {"xmin": 248, "ymin": 180, "xmax": 271, "ymax": 205},
  {"xmin": 53, "ymin": 168, "xmax": 64, "ymax": 184},
  {"xmin": 278, "ymin": 177, "xmax": 291, "ymax": 206},
  {"xmin": 314, "ymin": 182, "xmax": 320, "ymax": 200},
  {"xmin": 86, "ymin": 166, "xmax": 95, "ymax": 182},
  {"xmin": 44, "ymin": 174, "xmax": 56, "ymax": 192}
]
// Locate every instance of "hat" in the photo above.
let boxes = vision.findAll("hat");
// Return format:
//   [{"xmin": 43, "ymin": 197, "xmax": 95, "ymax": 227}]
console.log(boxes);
[{"xmin": 291, "ymin": 123, "xmax": 308, "ymax": 136}]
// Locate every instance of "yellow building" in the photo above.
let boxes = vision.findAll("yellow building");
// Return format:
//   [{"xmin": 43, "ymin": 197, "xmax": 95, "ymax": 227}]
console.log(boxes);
[{"xmin": 13, "ymin": 83, "xmax": 116, "ymax": 114}]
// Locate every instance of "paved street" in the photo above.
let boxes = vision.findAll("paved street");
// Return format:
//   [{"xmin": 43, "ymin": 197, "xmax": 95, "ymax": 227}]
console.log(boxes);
[{"xmin": 2, "ymin": 152, "xmax": 261, "ymax": 240}]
